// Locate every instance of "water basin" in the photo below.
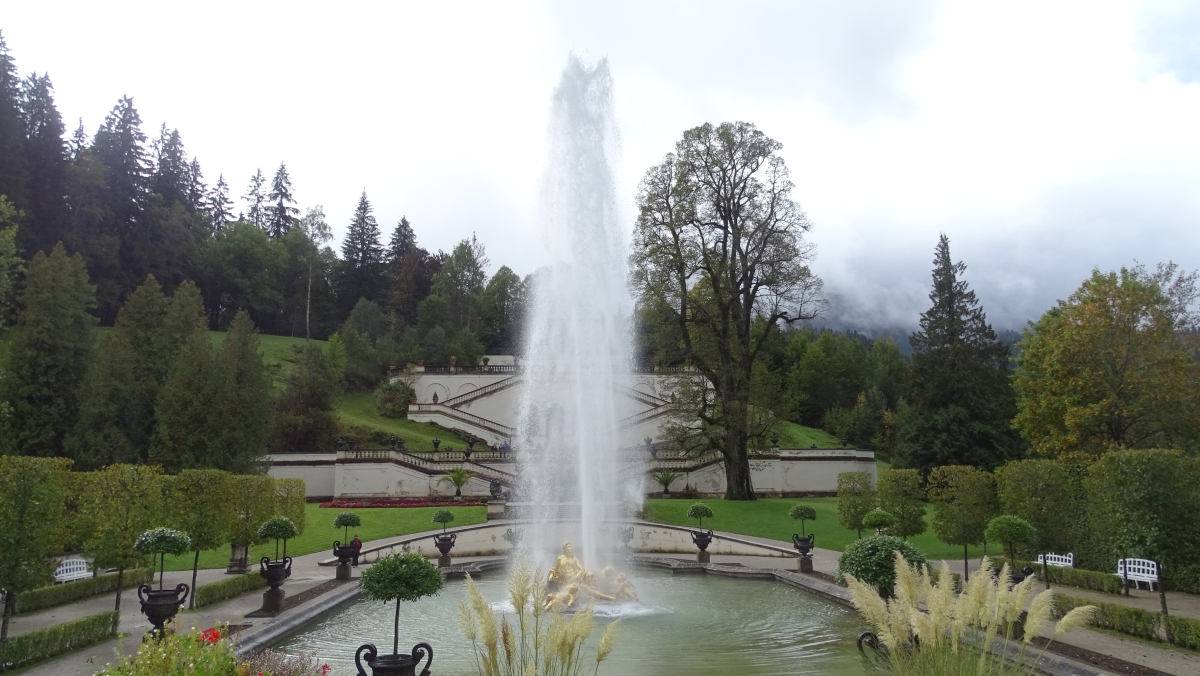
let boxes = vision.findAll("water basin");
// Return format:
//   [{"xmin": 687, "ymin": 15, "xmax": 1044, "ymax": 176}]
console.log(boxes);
[{"xmin": 279, "ymin": 569, "xmax": 868, "ymax": 676}]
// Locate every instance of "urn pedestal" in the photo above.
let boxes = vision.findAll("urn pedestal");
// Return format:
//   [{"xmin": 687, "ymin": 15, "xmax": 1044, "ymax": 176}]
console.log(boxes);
[
  {"xmin": 355, "ymin": 642, "xmax": 433, "ymax": 676},
  {"xmin": 334, "ymin": 542, "xmax": 355, "ymax": 581},
  {"xmin": 792, "ymin": 533, "xmax": 816, "ymax": 573},
  {"xmin": 691, "ymin": 529, "xmax": 713, "ymax": 563},
  {"xmin": 259, "ymin": 556, "xmax": 292, "ymax": 613}
]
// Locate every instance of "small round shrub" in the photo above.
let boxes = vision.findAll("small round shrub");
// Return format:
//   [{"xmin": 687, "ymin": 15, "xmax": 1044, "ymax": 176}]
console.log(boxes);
[
  {"xmin": 836, "ymin": 535, "xmax": 927, "ymax": 594},
  {"xmin": 986, "ymin": 515, "xmax": 1037, "ymax": 564},
  {"xmin": 432, "ymin": 509, "xmax": 454, "ymax": 532},
  {"xmin": 862, "ymin": 508, "xmax": 895, "ymax": 531},
  {"xmin": 359, "ymin": 552, "xmax": 444, "ymax": 603},
  {"xmin": 333, "ymin": 511, "xmax": 362, "ymax": 529},
  {"xmin": 687, "ymin": 503, "xmax": 714, "ymax": 528},
  {"xmin": 789, "ymin": 505, "xmax": 817, "ymax": 522},
  {"xmin": 258, "ymin": 516, "xmax": 299, "ymax": 542},
  {"xmin": 373, "ymin": 379, "xmax": 413, "ymax": 418}
]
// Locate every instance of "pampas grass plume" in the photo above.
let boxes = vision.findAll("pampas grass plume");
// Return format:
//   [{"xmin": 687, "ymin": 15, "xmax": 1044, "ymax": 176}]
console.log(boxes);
[
  {"xmin": 1023, "ymin": 589, "xmax": 1055, "ymax": 643},
  {"xmin": 1054, "ymin": 605, "xmax": 1097, "ymax": 637}
]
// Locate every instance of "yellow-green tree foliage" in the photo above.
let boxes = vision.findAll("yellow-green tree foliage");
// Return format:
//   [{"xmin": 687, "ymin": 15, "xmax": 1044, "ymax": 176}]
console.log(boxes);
[
  {"xmin": 229, "ymin": 474, "xmax": 276, "ymax": 548},
  {"xmin": 836, "ymin": 471, "xmax": 877, "ymax": 538},
  {"xmin": 79, "ymin": 464, "xmax": 162, "ymax": 611},
  {"xmin": 274, "ymin": 478, "xmax": 306, "ymax": 536},
  {"xmin": 877, "ymin": 468, "xmax": 927, "ymax": 540},
  {"xmin": 928, "ymin": 465, "xmax": 998, "ymax": 579},
  {"xmin": 1014, "ymin": 265, "xmax": 1200, "ymax": 458},
  {"xmin": 994, "ymin": 459, "xmax": 1072, "ymax": 559},
  {"xmin": 0, "ymin": 456, "xmax": 71, "ymax": 641}
]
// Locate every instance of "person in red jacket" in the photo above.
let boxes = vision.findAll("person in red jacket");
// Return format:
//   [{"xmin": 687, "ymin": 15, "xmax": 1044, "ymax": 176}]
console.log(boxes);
[{"xmin": 351, "ymin": 535, "xmax": 363, "ymax": 566}]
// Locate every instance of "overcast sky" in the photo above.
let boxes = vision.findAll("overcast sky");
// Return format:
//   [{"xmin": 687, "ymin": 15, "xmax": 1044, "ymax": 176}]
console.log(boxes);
[{"xmin": 5, "ymin": 1, "xmax": 1200, "ymax": 330}]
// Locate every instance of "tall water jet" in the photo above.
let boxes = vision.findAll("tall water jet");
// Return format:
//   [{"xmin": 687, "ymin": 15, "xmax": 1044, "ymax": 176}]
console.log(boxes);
[{"xmin": 517, "ymin": 55, "xmax": 635, "ymax": 568}]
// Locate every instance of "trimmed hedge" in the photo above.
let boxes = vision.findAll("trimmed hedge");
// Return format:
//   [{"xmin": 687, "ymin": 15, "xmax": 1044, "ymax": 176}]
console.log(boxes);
[
  {"xmin": 0, "ymin": 611, "xmax": 118, "ymax": 669},
  {"xmin": 16, "ymin": 568, "xmax": 154, "ymax": 614},
  {"xmin": 1054, "ymin": 594, "xmax": 1162, "ymax": 642},
  {"xmin": 193, "ymin": 572, "xmax": 267, "ymax": 609},
  {"xmin": 1022, "ymin": 561, "xmax": 1125, "ymax": 595},
  {"xmin": 1166, "ymin": 615, "xmax": 1200, "ymax": 651}
]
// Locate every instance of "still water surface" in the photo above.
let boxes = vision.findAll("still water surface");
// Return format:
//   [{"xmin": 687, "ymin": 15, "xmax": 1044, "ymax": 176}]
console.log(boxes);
[{"xmin": 280, "ymin": 570, "xmax": 869, "ymax": 676}]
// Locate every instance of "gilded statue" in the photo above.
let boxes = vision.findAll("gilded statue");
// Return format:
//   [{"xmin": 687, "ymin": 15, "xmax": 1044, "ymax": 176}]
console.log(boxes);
[{"xmin": 543, "ymin": 542, "xmax": 637, "ymax": 610}]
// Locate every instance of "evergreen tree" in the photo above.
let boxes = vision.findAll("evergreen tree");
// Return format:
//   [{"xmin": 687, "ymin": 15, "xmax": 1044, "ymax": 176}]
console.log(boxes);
[
  {"xmin": 272, "ymin": 343, "xmax": 339, "ymax": 454},
  {"xmin": 68, "ymin": 118, "xmax": 88, "ymax": 158},
  {"xmin": 0, "ymin": 196, "xmax": 23, "ymax": 328},
  {"xmin": 386, "ymin": 216, "xmax": 415, "ymax": 264},
  {"xmin": 151, "ymin": 124, "xmax": 188, "ymax": 207},
  {"xmin": 243, "ymin": 169, "xmax": 266, "ymax": 230},
  {"xmin": 480, "ymin": 265, "xmax": 525, "ymax": 351},
  {"xmin": 208, "ymin": 174, "xmax": 233, "ymax": 230},
  {"xmin": 894, "ymin": 235, "xmax": 1022, "ymax": 473},
  {"xmin": 0, "ymin": 31, "xmax": 28, "ymax": 218},
  {"xmin": 432, "ymin": 235, "xmax": 488, "ymax": 333},
  {"xmin": 149, "ymin": 328, "xmax": 215, "ymax": 472},
  {"xmin": 339, "ymin": 190, "xmax": 383, "ymax": 305},
  {"xmin": 92, "ymin": 96, "xmax": 149, "ymax": 231},
  {"xmin": 264, "ymin": 162, "xmax": 298, "ymax": 238},
  {"xmin": 210, "ymin": 311, "xmax": 272, "ymax": 471},
  {"xmin": 18, "ymin": 72, "xmax": 68, "ymax": 256},
  {"xmin": 3, "ymin": 244, "xmax": 96, "ymax": 456},
  {"xmin": 185, "ymin": 158, "xmax": 206, "ymax": 212}
]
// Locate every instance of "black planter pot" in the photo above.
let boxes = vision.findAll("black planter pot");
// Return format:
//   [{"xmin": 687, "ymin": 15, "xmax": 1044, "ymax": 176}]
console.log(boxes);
[
  {"xmin": 334, "ymin": 542, "xmax": 356, "ymax": 565},
  {"xmin": 260, "ymin": 556, "xmax": 292, "ymax": 588},
  {"xmin": 138, "ymin": 583, "xmax": 189, "ymax": 636},
  {"xmin": 690, "ymin": 529, "xmax": 714, "ymax": 552},
  {"xmin": 433, "ymin": 533, "xmax": 456, "ymax": 556},
  {"xmin": 355, "ymin": 642, "xmax": 433, "ymax": 676}
]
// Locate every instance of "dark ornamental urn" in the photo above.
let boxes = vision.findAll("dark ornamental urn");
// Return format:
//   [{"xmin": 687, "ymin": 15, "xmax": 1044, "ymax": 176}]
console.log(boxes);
[
  {"xmin": 503, "ymin": 527, "xmax": 523, "ymax": 553},
  {"xmin": 356, "ymin": 642, "xmax": 433, "ymax": 676},
  {"xmin": 334, "ymin": 541, "xmax": 356, "ymax": 581},
  {"xmin": 433, "ymin": 533, "xmax": 456, "ymax": 567},
  {"xmin": 691, "ymin": 529, "xmax": 714, "ymax": 563},
  {"xmin": 792, "ymin": 533, "xmax": 816, "ymax": 573},
  {"xmin": 618, "ymin": 526, "xmax": 635, "ymax": 550},
  {"xmin": 259, "ymin": 556, "xmax": 292, "ymax": 612},
  {"xmin": 138, "ymin": 583, "xmax": 189, "ymax": 636}
]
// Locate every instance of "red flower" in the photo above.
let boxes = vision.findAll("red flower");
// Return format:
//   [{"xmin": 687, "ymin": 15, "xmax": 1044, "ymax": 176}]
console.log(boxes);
[
  {"xmin": 321, "ymin": 665, "xmax": 331, "ymax": 675},
  {"xmin": 200, "ymin": 627, "xmax": 221, "ymax": 644}
]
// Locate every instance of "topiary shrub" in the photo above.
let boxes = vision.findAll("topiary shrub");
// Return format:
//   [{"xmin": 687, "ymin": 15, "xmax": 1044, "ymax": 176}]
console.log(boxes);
[
  {"xmin": 359, "ymin": 552, "xmax": 444, "ymax": 656},
  {"xmin": 862, "ymin": 509, "xmax": 895, "ymax": 535},
  {"xmin": 836, "ymin": 535, "xmax": 927, "ymax": 595},
  {"xmin": 687, "ymin": 503, "xmax": 714, "ymax": 529},
  {"xmin": 432, "ymin": 509, "xmax": 455, "ymax": 533},
  {"xmin": 789, "ymin": 504, "xmax": 817, "ymax": 537},
  {"xmin": 985, "ymin": 515, "xmax": 1037, "ymax": 568},
  {"xmin": 373, "ymin": 379, "xmax": 412, "ymax": 418},
  {"xmin": 333, "ymin": 511, "xmax": 362, "ymax": 543},
  {"xmin": 257, "ymin": 516, "xmax": 299, "ymax": 561},
  {"xmin": 134, "ymin": 527, "xmax": 192, "ymax": 589}
]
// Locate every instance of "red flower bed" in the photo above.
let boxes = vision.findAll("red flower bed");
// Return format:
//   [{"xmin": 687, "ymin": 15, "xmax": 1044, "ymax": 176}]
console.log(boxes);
[{"xmin": 319, "ymin": 498, "xmax": 485, "ymax": 508}]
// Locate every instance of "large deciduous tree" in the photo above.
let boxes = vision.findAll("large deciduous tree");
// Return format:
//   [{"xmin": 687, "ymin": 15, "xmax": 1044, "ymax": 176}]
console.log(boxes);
[
  {"xmin": 1013, "ymin": 263, "xmax": 1200, "ymax": 458},
  {"xmin": 994, "ymin": 458, "xmax": 1072, "ymax": 588},
  {"xmin": 3, "ymin": 243, "xmax": 96, "ymax": 456},
  {"xmin": 630, "ymin": 122, "xmax": 825, "ymax": 500},
  {"xmin": 79, "ymin": 464, "xmax": 162, "ymax": 613},
  {"xmin": 894, "ymin": 235, "xmax": 1022, "ymax": 474}
]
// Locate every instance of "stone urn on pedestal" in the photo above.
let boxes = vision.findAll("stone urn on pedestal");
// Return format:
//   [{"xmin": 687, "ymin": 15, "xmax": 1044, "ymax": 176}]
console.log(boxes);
[
  {"xmin": 789, "ymin": 504, "xmax": 818, "ymax": 572},
  {"xmin": 356, "ymin": 552, "xmax": 444, "ymax": 676},
  {"xmin": 333, "ymin": 511, "xmax": 363, "ymax": 581},
  {"xmin": 503, "ymin": 527, "xmax": 523, "ymax": 556},
  {"xmin": 431, "ymin": 509, "xmax": 456, "ymax": 567},
  {"xmin": 686, "ymin": 503, "xmax": 715, "ymax": 563},
  {"xmin": 257, "ymin": 516, "xmax": 299, "ymax": 613},
  {"xmin": 134, "ymin": 527, "xmax": 193, "ymax": 636}
]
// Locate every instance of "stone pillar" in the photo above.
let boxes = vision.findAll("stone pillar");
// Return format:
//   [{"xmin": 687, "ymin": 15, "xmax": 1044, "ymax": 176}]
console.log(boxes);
[
  {"xmin": 226, "ymin": 545, "xmax": 249, "ymax": 574},
  {"xmin": 798, "ymin": 557, "xmax": 813, "ymax": 573},
  {"xmin": 487, "ymin": 501, "xmax": 506, "ymax": 520},
  {"xmin": 336, "ymin": 562, "xmax": 352, "ymax": 581},
  {"xmin": 697, "ymin": 551, "xmax": 710, "ymax": 564},
  {"xmin": 438, "ymin": 554, "xmax": 452, "ymax": 568},
  {"xmin": 262, "ymin": 586, "xmax": 285, "ymax": 613}
]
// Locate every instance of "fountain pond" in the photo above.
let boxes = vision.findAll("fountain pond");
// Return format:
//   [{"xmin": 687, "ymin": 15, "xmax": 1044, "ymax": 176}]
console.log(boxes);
[{"xmin": 279, "ymin": 569, "xmax": 868, "ymax": 676}]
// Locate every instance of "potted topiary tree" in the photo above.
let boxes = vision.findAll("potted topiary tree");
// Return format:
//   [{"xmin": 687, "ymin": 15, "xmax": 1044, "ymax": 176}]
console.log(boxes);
[
  {"xmin": 431, "ymin": 509, "xmax": 456, "ymax": 567},
  {"xmin": 134, "ymin": 527, "xmax": 192, "ymax": 636},
  {"xmin": 333, "ymin": 511, "xmax": 363, "ymax": 581},
  {"xmin": 862, "ymin": 509, "xmax": 896, "ymax": 536},
  {"xmin": 356, "ymin": 552, "xmax": 443, "ymax": 676},
  {"xmin": 985, "ymin": 515, "xmax": 1038, "ymax": 573},
  {"xmin": 686, "ymin": 503, "xmax": 715, "ymax": 561},
  {"xmin": 789, "ymin": 504, "xmax": 818, "ymax": 572},
  {"xmin": 258, "ymin": 516, "xmax": 298, "ymax": 612}
]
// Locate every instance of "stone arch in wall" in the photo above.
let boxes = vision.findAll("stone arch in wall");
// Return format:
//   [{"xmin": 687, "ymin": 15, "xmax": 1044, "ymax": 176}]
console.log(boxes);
[
  {"xmin": 423, "ymin": 383, "xmax": 450, "ymax": 403},
  {"xmin": 456, "ymin": 382, "xmax": 479, "ymax": 396}
]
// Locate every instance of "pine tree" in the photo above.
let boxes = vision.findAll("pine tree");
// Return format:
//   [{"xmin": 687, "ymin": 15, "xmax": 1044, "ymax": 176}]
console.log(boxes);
[
  {"xmin": 894, "ymin": 235, "xmax": 1022, "ymax": 473},
  {"xmin": 264, "ymin": 162, "xmax": 298, "ymax": 238},
  {"xmin": 243, "ymin": 169, "xmax": 266, "ymax": 230},
  {"xmin": 151, "ymin": 124, "xmax": 188, "ymax": 207},
  {"xmin": 3, "ymin": 243, "xmax": 96, "ymax": 456},
  {"xmin": 185, "ymin": 158, "xmax": 206, "ymax": 212},
  {"xmin": 18, "ymin": 72, "xmax": 68, "ymax": 256},
  {"xmin": 386, "ymin": 216, "xmax": 415, "ymax": 264},
  {"xmin": 208, "ymin": 174, "xmax": 233, "ymax": 230},
  {"xmin": 272, "ymin": 343, "xmax": 339, "ymax": 454},
  {"xmin": 0, "ymin": 31, "xmax": 28, "ymax": 216},
  {"xmin": 209, "ymin": 310, "xmax": 271, "ymax": 472},
  {"xmin": 339, "ymin": 191, "xmax": 383, "ymax": 305},
  {"xmin": 149, "ymin": 328, "xmax": 216, "ymax": 473},
  {"xmin": 68, "ymin": 118, "xmax": 87, "ymax": 159},
  {"xmin": 92, "ymin": 96, "xmax": 149, "ymax": 229}
]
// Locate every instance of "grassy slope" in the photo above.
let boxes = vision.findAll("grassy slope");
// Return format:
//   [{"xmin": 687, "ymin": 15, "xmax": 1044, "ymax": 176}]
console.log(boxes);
[
  {"xmin": 770, "ymin": 420, "xmax": 844, "ymax": 448},
  {"xmin": 161, "ymin": 502, "xmax": 486, "ymax": 571},
  {"xmin": 336, "ymin": 393, "xmax": 469, "ymax": 449}
]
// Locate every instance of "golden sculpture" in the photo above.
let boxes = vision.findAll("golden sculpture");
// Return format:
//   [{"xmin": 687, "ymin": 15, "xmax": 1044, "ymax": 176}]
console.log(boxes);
[{"xmin": 543, "ymin": 542, "xmax": 638, "ymax": 610}]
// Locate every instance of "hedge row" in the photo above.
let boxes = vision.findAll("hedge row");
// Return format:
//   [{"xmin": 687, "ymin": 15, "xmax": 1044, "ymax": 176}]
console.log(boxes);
[
  {"xmin": 16, "ymin": 568, "xmax": 154, "ymax": 614},
  {"xmin": 0, "ymin": 611, "xmax": 118, "ymax": 669},
  {"xmin": 1009, "ymin": 560, "xmax": 1126, "ymax": 595},
  {"xmin": 1053, "ymin": 594, "xmax": 1200, "ymax": 650},
  {"xmin": 193, "ymin": 572, "xmax": 267, "ymax": 609}
]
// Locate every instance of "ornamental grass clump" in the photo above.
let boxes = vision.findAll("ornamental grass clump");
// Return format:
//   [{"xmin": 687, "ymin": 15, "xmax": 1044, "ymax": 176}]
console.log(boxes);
[
  {"xmin": 459, "ymin": 557, "xmax": 620, "ymax": 676},
  {"xmin": 134, "ymin": 528, "xmax": 191, "ymax": 590},
  {"xmin": 258, "ymin": 516, "xmax": 299, "ymax": 561},
  {"xmin": 845, "ymin": 553, "xmax": 1097, "ymax": 676},
  {"xmin": 359, "ymin": 552, "xmax": 444, "ymax": 658}
]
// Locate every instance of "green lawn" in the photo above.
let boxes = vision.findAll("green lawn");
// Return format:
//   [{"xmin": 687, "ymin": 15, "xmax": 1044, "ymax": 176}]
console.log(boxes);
[
  {"xmin": 335, "ymin": 392, "xmax": 470, "ymax": 450},
  {"xmin": 770, "ymin": 421, "xmax": 843, "ymax": 448},
  {"xmin": 643, "ymin": 496, "xmax": 991, "ymax": 562},
  {"xmin": 161, "ymin": 502, "xmax": 486, "ymax": 571},
  {"xmin": 210, "ymin": 332, "xmax": 325, "ymax": 389}
]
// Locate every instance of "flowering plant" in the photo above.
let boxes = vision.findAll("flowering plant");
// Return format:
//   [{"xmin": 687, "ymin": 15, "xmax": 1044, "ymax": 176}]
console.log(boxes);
[{"xmin": 320, "ymin": 498, "xmax": 483, "ymax": 508}]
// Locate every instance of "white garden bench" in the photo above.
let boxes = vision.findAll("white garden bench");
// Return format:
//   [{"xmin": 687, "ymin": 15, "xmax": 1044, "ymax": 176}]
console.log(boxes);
[
  {"xmin": 1115, "ymin": 558, "xmax": 1161, "ymax": 591},
  {"xmin": 1036, "ymin": 553, "xmax": 1074, "ymax": 568},
  {"xmin": 53, "ymin": 556, "xmax": 91, "ymax": 583}
]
